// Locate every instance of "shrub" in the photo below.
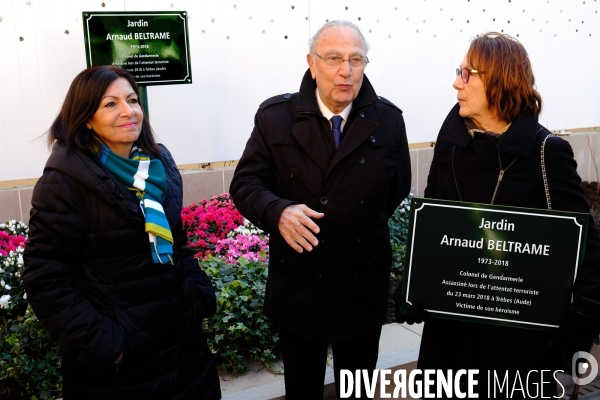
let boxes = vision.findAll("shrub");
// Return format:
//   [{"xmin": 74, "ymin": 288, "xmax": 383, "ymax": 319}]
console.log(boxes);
[
  {"xmin": 197, "ymin": 194, "xmax": 414, "ymax": 374},
  {"xmin": 388, "ymin": 193, "xmax": 413, "ymax": 275},
  {"xmin": 200, "ymin": 217, "xmax": 277, "ymax": 375},
  {"xmin": 181, "ymin": 196, "xmax": 277, "ymax": 375},
  {"xmin": 201, "ymin": 256, "xmax": 279, "ymax": 376},
  {"xmin": 0, "ymin": 221, "xmax": 62, "ymax": 400},
  {"xmin": 1, "ymin": 191, "xmax": 415, "ymax": 396}
]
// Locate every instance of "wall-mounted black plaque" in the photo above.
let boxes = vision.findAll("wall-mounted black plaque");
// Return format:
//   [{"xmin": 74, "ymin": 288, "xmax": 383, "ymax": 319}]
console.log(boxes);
[{"xmin": 83, "ymin": 11, "xmax": 192, "ymax": 86}]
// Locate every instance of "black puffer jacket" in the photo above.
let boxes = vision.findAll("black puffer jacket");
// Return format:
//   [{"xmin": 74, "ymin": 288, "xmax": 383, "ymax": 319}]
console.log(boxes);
[{"xmin": 23, "ymin": 143, "xmax": 221, "ymax": 399}]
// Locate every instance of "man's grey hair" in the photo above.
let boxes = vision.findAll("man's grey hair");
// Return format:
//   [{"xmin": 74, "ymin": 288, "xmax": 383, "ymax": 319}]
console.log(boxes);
[{"xmin": 308, "ymin": 20, "xmax": 369, "ymax": 56}]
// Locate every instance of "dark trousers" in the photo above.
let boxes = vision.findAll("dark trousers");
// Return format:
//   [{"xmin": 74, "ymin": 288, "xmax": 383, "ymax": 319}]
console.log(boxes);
[{"xmin": 278, "ymin": 327, "xmax": 382, "ymax": 400}]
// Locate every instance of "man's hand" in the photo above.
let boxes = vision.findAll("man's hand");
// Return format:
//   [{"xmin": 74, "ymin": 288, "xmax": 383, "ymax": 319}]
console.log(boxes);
[{"xmin": 278, "ymin": 204, "xmax": 324, "ymax": 253}]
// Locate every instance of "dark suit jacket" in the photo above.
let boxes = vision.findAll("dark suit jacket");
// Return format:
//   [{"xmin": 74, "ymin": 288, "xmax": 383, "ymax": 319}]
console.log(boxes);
[{"xmin": 230, "ymin": 69, "xmax": 411, "ymax": 343}]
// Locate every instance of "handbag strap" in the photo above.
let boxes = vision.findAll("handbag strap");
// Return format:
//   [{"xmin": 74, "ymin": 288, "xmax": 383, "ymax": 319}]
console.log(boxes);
[{"xmin": 541, "ymin": 133, "xmax": 557, "ymax": 209}]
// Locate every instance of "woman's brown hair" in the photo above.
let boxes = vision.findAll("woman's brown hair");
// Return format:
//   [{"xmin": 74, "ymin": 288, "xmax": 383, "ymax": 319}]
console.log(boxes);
[
  {"xmin": 468, "ymin": 32, "xmax": 542, "ymax": 122},
  {"xmin": 49, "ymin": 66, "xmax": 160, "ymax": 155}
]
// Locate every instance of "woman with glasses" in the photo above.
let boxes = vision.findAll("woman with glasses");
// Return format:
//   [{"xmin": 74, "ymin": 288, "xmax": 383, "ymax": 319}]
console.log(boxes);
[{"xmin": 400, "ymin": 32, "xmax": 600, "ymax": 397}]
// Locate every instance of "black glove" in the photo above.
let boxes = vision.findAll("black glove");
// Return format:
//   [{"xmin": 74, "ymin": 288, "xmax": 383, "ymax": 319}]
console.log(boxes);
[
  {"xmin": 393, "ymin": 285, "xmax": 428, "ymax": 325},
  {"xmin": 549, "ymin": 297, "xmax": 600, "ymax": 374}
]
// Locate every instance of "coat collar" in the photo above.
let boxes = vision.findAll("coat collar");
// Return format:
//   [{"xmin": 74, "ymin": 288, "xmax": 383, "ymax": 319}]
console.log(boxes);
[
  {"xmin": 295, "ymin": 68, "xmax": 379, "ymax": 118},
  {"xmin": 292, "ymin": 69, "xmax": 380, "ymax": 173},
  {"xmin": 437, "ymin": 103, "xmax": 541, "ymax": 158},
  {"xmin": 45, "ymin": 143, "xmax": 141, "ymax": 221}
]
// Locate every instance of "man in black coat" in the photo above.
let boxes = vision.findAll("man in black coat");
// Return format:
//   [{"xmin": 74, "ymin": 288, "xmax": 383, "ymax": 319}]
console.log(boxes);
[{"xmin": 230, "ymin": 20, "xmax": 411, "ymax": 399}]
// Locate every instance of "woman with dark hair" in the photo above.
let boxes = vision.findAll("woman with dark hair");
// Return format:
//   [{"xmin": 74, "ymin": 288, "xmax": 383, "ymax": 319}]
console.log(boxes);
[
  {"xmin": 398, "ymin": 32, "xmax": 600, "ymax": 397},
  {"xmin": 23, "ymin": 66, "xmax": 221, "ymax": 399}
]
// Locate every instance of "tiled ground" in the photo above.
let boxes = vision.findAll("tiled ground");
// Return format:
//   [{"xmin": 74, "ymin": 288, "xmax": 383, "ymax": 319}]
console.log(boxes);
[{"xmin": 220, "ymin": 323, "xmax": 424, "ymax": 400}]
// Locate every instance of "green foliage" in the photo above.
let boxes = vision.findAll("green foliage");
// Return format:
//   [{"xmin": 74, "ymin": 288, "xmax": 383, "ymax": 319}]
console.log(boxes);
[
  {"xmin": 201, "ymin": 256, "xmax": 279, "ymax": 376},
  {"xmin": 388, "ymin": 194, "xmax": 414, "ymax": 275},
  {"xmin": 0, "ymin": 312, "xmax": 62, "ymax": 400},
  {"xmin": 0, "ymin": 191, "xmax": 417, "ymax": 396},
  {"xmin": 0, "ymin": 221, "xmax": 62, "ymax": 400}
]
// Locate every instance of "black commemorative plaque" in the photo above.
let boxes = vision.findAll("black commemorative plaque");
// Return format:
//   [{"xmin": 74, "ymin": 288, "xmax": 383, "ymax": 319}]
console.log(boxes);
[
  {"xmin": 402, "ymin": 198, "xmax": 588, "ymax": 330},
  {"xmin": 83, "ymin": 11, "xmax": 192, "ymax": 86}
]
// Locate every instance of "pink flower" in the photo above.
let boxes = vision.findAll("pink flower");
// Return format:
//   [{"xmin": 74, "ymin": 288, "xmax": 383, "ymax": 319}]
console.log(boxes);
[
  {"xmin": 214, "ymin": 234, "xmax": 269, "ymax": 264},
  {"xmin": 181, "ymin": 193, "xmax": 245, "ymax": 260},
  {"xmin": 0, "ymin": 231, "xmax": 26, "ymax": 254}
]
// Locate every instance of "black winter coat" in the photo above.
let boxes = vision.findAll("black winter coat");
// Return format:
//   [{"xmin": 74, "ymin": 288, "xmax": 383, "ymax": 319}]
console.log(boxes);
[
  {"xmin": 23, "ymin": 143, "xmax": 221, "ymax": 399},
  {"xmin": 230, "ymin": 69, "xmax": 411, "ymax": 343},
  {"xmin": 418, "ymin": 104, "xmax": 600, "ymax": 396}
]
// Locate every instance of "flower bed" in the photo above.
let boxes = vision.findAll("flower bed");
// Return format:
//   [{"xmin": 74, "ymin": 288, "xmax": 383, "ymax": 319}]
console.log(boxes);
[
  {"xmin": 183, "ymin": 195, "xmax": 276, "ymax": 375},
  {"xmin": 0, "ymin": 221, "xmax": 62, "ymax": 400},
  {"xmin": 182, "ymin": 193, "xmax": 245, "ymax": 260},
  {"xmin": 1, "ymin": 193, "xmax": 412, "ymax": 397},
  {"xmin": 187, "ymin": 193, "xmax": 412, "ymax": 375}
]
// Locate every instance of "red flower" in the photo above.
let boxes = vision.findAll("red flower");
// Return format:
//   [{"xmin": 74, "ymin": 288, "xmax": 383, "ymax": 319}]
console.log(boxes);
[{"xmin": 181, "ymin": 193, "xmax": 244, "ymax": 260}]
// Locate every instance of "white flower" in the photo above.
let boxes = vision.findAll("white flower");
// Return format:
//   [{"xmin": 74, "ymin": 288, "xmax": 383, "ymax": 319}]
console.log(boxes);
[
  {"xmin": 0, "ymin": 294, "xmax": 10, "ymax": 309},
  {"xmin": 4, "ymin": 284, "xmax": 10, "ymax": 290},
  {"xmin": 23, "ymin": 292, "xmax": 27, "ymax": 300},
  {"xmin": 17, "ymin": 254, "xmax": 23, "ymax": 265},
  {"xmin": 1, "ymin": 280, "xmax": 5, "ymax": 287}
]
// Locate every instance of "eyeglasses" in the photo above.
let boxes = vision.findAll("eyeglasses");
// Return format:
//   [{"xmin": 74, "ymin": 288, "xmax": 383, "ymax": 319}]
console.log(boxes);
[
  {"xmin": 314, "ymin": 53, "xmax": 369, "ymax": 68},
  {"xmin": 456, "ymin": 67, "xmax": 483, "ymax": 83}
]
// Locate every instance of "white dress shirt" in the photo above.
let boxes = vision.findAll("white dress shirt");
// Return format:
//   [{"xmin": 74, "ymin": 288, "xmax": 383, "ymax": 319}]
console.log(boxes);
[{"xmin": 315, "ymin": 88, "xmax": 352, "ymax": 132}]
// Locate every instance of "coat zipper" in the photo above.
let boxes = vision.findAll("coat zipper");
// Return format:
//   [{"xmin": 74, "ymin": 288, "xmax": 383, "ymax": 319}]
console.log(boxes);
[{"xmin": 490, "ymin": 151, "xmax": 517, "ymax": 204}]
